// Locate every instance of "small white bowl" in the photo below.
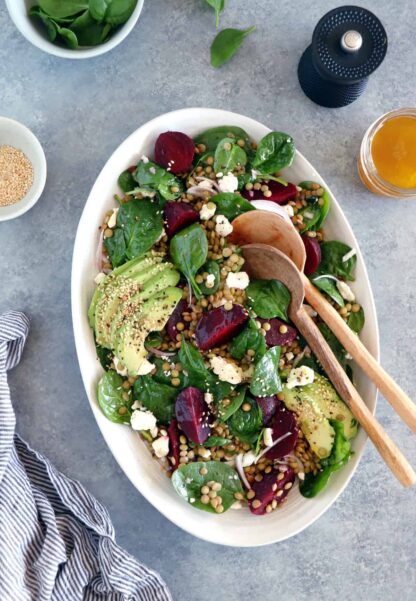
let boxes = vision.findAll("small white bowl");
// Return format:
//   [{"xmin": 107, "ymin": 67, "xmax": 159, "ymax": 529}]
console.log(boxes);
[
  {"xmin": 0, "ymin": 117, "xmax": 46, "ymax": 222},
  {"xmin": 5, "ymin": 0, "xmax": 145, "ymax": 59}
]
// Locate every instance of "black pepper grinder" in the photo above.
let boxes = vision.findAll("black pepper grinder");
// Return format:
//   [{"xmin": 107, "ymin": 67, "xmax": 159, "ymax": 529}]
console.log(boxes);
[{"xmin": 297, "ymin": 5, "xmax": 388, "ymax": 108}]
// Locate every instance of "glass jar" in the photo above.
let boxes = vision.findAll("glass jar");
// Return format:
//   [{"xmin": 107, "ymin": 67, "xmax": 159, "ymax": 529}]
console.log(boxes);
[{"xmin": 358, "ymin": 108, "xmax": 416, "ymax": 199}]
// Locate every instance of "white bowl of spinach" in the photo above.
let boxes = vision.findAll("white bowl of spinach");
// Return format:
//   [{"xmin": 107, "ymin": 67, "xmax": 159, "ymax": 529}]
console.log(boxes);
[
  {"xmin": 5, "ymin": 0, "xmax": 144, "ymax": 59},
  {"xmin": 72, "ymin": 108, "xmax": 379, "ymax": 546}
]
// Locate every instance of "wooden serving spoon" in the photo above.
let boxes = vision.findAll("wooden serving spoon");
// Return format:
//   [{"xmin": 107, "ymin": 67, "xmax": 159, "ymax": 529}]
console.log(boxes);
[
  {"xmin": 231, "ymin": 210, "xmax": 416, "ymax": 433},
  {"xmin": 242, "ymin": 243, "xmax": 416, "ymax": 487}
]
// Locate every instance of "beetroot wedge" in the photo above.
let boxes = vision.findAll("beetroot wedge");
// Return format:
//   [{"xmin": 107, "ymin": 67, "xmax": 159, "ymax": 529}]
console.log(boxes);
[
  {"xmin": 175, "ymin": 387, "xmax": 211, "ymax": 444},
  {"xmin": 255, "ymin": 395, "xmax": 280, "ymax": 425},
  {"xmin": 248, "ymin": 466, "xmax": 295, "ymax": 515},
  {"xmin": 155, "ymin": 131, "xmax": 195, "ymax": 174},
  {"xmin": 265, "ymin": 405, "xmax": 299, "ymax": 460},
  {"xmin": 166, "ymin": 298, "xmax": 189, "ymax": 342},
  {"xmin": 195, "ymin": 304, "xmax": 248, "ymax": 351},
  {"xmin": 167, "ymin": 419, "xmax": 181, "ymax": 469},
  {"xmin": 301, "ymin": 235, "xmax": 321, "ymax": 276},
  {"xmin": 260, "ymin": 318, "xmax": 297, "ymax": 347},
  {"xmin": 242, "ymin": 181, "xmax": 297, "ymax": 205},
  {"xmin": 164, "ymin": 201, "xmax": 199, "ymax": 238}
]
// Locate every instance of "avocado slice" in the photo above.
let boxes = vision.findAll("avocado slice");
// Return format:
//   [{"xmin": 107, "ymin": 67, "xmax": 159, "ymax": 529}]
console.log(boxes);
[
  {"xmin": 94, "ymin": 262, "xmax": 170, "ymax": 347},
  {"xmin": 88, "ymin": 253, "xmax": 163, "ymax": 328},
  {"xmin": 109, "ymin": 266, "xmax": 180, "ymax": 346},
  {"xmin": 114, "ymin": 287, "xmax": 182, "ymax": 375}
]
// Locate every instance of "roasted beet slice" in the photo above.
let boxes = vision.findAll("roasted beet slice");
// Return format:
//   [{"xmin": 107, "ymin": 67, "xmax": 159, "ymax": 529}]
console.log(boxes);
[
  {"xmin": 248, "ymin": 466, "xmax": 295, "ymax": 515},
  {"xmin": 167, "ymin": 419, "xmax": 181, "ymax": 469},
  {"xmin": 155, "ymin": 131, "xmax": 195, "ymax": 174},
  {"xmin": 259, "ymin": 318, "xmax": 297, "ymax": 347},
  {"xmin": 195, "ymin": 304, "xmax": 248, "ymax": 351},
  {"xmin": 166, "ymin": 298, "xmax": 189, "ymax": 342},
  {"xmin": 242, "ymin": 181, "xmax": 297, "ymax": 205},
  {"xmin": 301, "ymin": 235, "xmax": 321, "ymax": 276},
  {"xmin": 164, "ymin": 201, "xmax": 199, "ymax": 237},
  {"xmin": 175, "ymin": 387, "xmax": 211, "ymax": 444},
  {"xmin": 265, "ymin": 405, "xmax": 299, "ymax": 460},
  {"xmin": 255, "ymin": 395, "xmax": 280, "ymax": 425}
]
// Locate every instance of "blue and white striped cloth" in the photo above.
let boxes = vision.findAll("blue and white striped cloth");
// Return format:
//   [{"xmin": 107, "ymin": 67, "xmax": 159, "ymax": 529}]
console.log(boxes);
[{"xmin": 0, "ymin": 311, "xmax": 172, "ymax": 601}]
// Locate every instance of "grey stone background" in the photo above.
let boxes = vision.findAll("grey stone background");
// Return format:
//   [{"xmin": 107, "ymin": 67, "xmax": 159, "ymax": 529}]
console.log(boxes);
[{"xmin": 1, "ymin": 0, "xmax": 415, "ymax": 599}]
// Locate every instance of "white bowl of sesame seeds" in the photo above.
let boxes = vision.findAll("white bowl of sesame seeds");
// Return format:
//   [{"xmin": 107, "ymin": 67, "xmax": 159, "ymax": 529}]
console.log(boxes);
[{"xmin": 0, "ymin": 117, "xmax": 46, "ymax": 222}]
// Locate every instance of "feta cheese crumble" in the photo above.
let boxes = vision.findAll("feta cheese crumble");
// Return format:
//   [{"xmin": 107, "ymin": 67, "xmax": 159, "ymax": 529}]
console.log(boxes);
[
  {"xmin": 137, "ymin": 358, "xmax": 155, "ymax": 375},
  {"xmin": 140, "ymin": 155, "xmax": 149, "ymax": 164},
  {"xmin": 286, "ymin": 365, "xmax": 315, "ymax": 389},
  {"xmin": 113, "ymin": 356, "xmax": 128, "ymax": 377},
  {"xmin": 205, "ymin": 273, "xmax": 216, "ymax": 288},
  {"xmin": 131, "ymin": 409, "xmax": 157, "ymax": 432},
  {"xmin": 204, "ymin": 392, "xmax": 214, "ymax": 405},
  {"xmin": 217, "ymin": 172, "xmax": 239, "ymax": 194},
  {"xmin": 152, "ymin": 436, "xmax": 169, "ymax": 458},
  {"xmin": 336, "ymin": 280, "xmax": 356, "ymax": 302},
  {"xmin": 199, "ymin": 202, "xmax": 216, "ymax": 221},
  {"xmin": 226, "ymin": 271, "xmax": 250, "ymax": 290},
  {"xmin": 210, "ymin": 356, "xmax": 243, "ymax": 385},
  {"xmin": 215, "ymin": 214, "xmax": 233, "ymax": 237},
  {"xmin": 284, "ymin": 204, "xmax": 294, "ymax": 217},
  {"xmin": 241, "ymin": 451, "xmax": 257, "ymax": 467}
]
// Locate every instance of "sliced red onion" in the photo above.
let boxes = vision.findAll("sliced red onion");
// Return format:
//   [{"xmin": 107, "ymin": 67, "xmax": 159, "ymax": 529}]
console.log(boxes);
[
  {"xmin": 285, "ymin": 453, "xmax": 305, "ymax": 474},
  {"xmin": 186, "ymin": 278, "xmax": 193, "ymax": 306},
  {"xmin": 145, "ymin": 346, "xmax": 176, "ymax": 358},
  {"xmin": 95, "ymin": 228, "xmax": 105, "ymax": 272},
  {"xmin": 254, "ymin": 431, "xmax": 293, "ymax": 464},
  {"xmin": 235, "ymin": 454, "xmax": 252, "ymax": 490},
  {"xmin": 250, "ymin": 200, "xmax": 292, "ymax": 223}
]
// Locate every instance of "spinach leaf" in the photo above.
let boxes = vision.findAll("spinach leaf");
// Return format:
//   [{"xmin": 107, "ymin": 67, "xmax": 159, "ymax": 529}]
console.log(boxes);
[
  {"xmin": 297, "ymin": 196, "xmax": 323, "ymax": 231},
  {"xmin": 118, "ymin": 169, "xmax": 136, "ymax": 193},
  {"xmin": 347, "ymin": 307, "xmax": 365, "ymax": 335},
  {"xmin": 172, "ymin": 461, "xmax": 244, "ymax": 512},
  {"xmin": 315, "ymin": 241, "xmax": 357, "ymax": 281},
  {"xmin": 214, "ymin": 138, "xmax": 247, "ymax": 173},
  {"xmin": 105, "ymin": 0, "xmax": 137, "ymax": 26},
  {"xmin": 199, "ymin": 259, "xmax": 221, "ymax": 295},
  {"xmin": 218, "ymin": 386, "xmax": 246, "ymax": 421},
  {"xmin": 170, "ymin": 224, "xmax": 208, "ymax": 298},
  {"xmin": 97, "ymin": 370, "xmax": 132, "ymax": 424},
  {"xmin": 89, "ymin": 0, "xmax": 111, "ymax": 21},
  {"xmin": 134, "ymin": 160, "xmax": 182, "ymax": 200},
  {"xmin": 299, "ymin": 181, "xmax": 330, "ymax": 229},
  {"xmin": 105, "ymin": 199, "xmax": 163, "ymax": 267},
  {"xmin": 253, "ymin": 131, "xmax": 295, "ymax": 175},
  {"xmin": 57, "ymin": 25, "xmax": 79, "ymax": 48},
  {"xmin": 38, "ymin": 0, "xmax": 88, "ymax": 18},
  {"xmin": 194, "ymin": 126, "xmax": 251, "ymax": 153},
  {"xmin": 96, "ymin": 343, "xmax": 113, "ymax": 370},
  {"xmin": 152, "ymin": 355, "xmax": 187, "ymax": 388},
  {"xmin": 250, "ymin": 346, "xmax": 282, "ymax": 397},
  {"xmin": 246, "ymin": 279, "xmax": 291, "ymax": 321},
  {"xmin": 229, "ymin": 317, "xmax": 266, "ymax": 361},
  {"xmin": 318, "ymin": 323, "xmax": 347, "ymax": 370},
  {"xmin": 300, "ymin": 420, "xmax": 351, "ymax": 498},
  {"xmin": 211, "ymin": 192, "xmax": 255, "ymax": 221},
  {"xmin": 29, "ymin": 6, "xmax": 59, "ymax": 40},
  {"xmin": 312, "ymin": 276, "xmax": 345, "ymax": 307},
  {"xmin": 203, "ymin": 436, "xmax": 231, "ymax": 448},
  {"xmin": 205, "ymin": 0, "xmax": 224, "ymax": 27},
  {"xmin": 133, "ymin": 375, "xmax": 177, "ymax": 425},
  {"xmin": 227, "ymin": 396, "xmax": 262, "ymax": 444},
  {"xmin": 70, "ymin": 10, "xmax": 108, "ymax": 46},
  {"xmin": 210, "ymin": 26, "xmax": 255, "ymax": 68}
]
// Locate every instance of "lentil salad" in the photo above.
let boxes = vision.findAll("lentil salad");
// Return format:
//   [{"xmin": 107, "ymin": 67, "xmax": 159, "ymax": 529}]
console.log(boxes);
[{"xmin": 88, "ymin": 126, "xmax": 364, "ymax": 516}]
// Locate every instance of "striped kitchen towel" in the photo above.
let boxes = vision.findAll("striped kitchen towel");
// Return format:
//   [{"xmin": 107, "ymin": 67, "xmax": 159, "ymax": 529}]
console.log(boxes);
[{"xmin": 0, "ymin": 311, "xmax": 172, "ymax": 601}]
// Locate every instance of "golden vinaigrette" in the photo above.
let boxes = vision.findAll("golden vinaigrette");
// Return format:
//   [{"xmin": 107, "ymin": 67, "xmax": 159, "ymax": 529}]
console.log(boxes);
[{"xmin": 358, "ymin": 109, "xmax": 416, "ymax": 198}]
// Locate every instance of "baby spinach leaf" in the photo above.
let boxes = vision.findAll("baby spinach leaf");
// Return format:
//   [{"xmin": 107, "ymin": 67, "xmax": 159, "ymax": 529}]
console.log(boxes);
[
  {"xmin": 227, "ymin": 396, "xmax": 262, "ymax": 443},
  {"xmin": 249, "ymin": 346, "xmax": 282, "ymax": 397},
  {"xmin": 118, "ymin": 169, "xmax": 136, "ymax": 193},
  {"xmin": 253, "ymin": 131, "xmax": 295, "ymax": 175},
  {"xmin": 70, "ymin": 9, "xmax": 107, "ymax": 46},
  {"xmin": 29, "ymin": 7, "xmax": 59, "ymax": 41},
  {"xmin": 89, "ymin": 0, "xmax": 111, "ymax": 21},
  {"xmin": 105, "ymin": 0, "xmax": 137, "ymax": 26},
  {"xmin": 312, "ymin": 276, "xmax": 345, "ymax": 307},
  {"xmin": 152, "ymin": 355, "xmax": 188, "ymax": 388},
  {"xmin": 214, "ymin": 137, "xmax": 247, "ymax": 173},
  {"xmin": 218, "ymin": 386, "xmax": 246, "ymax": 421},
  {"xmin": 170, "ymin": 224, "xmax": 208, "ymax": 298},
  {"xmin": 199, "ymin": 259, "xmax": 221, "ymax": 295},
  {"xmin": 347, "ymin": 307, "xmax": 365, "ymax": 335},
  {"xmin": 172, "ymin": 461, "xmax": 244, "ymax": 512},
  {"xmin": 97, "ymin": 370, "xmax": 132, "ymax": 424},
  {"xmin": 57, "ymin": 25, "xmax": 79, "ymax": 48},
  {"xmin": 133, "ymin": 375, "xmax": 177, "ymax": 425},
  {"xmin": 229, "ymin": 317, "xmax": 266, "ymax": 361},
  {"xmin": 211, "ymin": 192, "xmax": 255, "ymax": 221},
  {"xmin": 194, "ymin": 126, "xmax": 251, "ymax": 153},
  {"xmin": 297, "ymin": 196, "xmax": 323, "ymax": 231},
  {"xmin": 210, "ymin": 26, "xmax": 255, "ymax": 68},
  {"xmin": 115, "ymin": 199, "xmax": 164, "ymax": 263},
  {"xmin": 38, "ymin": 0, "xmax": 88, "ymax": 18},
  {"xmin": 205, "ymin": 0, "xmax": 224, "ymax": 27},
  {"xmin": 95, "ymin": 343, "xmax": 113, "ymax": 370},
  {"xmin": 300, "ymin": 420, "xmax": 351, "ymax": 498},
  {"xmin": 104, "ymin": 228, "xmax": 127, "ymax": 267},
  {"xmin": 299, "ymin": 181, "xmax": 330, "ymax": 229},
  {"xmin": 315, "ymin": 241, "xmax": 357, "ymax": 281},
  {"xmin": 134, "ymin": 160, "xmax": 182, "ymax": 200},
  {"xmin": 203, "ymin": 436, "xmax": 231, "ymax": 448},
  {"xmin": 246, "ymin": 279, "xmax": 291, "ymax": 321}
]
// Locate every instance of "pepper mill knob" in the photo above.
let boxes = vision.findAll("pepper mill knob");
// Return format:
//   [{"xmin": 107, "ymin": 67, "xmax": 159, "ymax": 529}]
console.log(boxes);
[{"xmin": 297, "ymin": 5, "xmax": 388, "ymax": 108}]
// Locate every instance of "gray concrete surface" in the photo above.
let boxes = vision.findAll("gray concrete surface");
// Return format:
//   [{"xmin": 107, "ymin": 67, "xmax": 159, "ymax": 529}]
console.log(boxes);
[{"xmin": 1, "ymin": 1, "xmax": 415, "ymax": 599}]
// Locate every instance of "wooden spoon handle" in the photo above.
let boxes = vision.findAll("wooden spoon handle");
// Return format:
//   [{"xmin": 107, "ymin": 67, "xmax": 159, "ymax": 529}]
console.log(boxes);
[
  {"xmin": 303, "ymin": 276, "xmax": 416, "ymax": 433},
  {"xmin": 294, "ymin": 306, "xmax": 416, "ymax": 488}
]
